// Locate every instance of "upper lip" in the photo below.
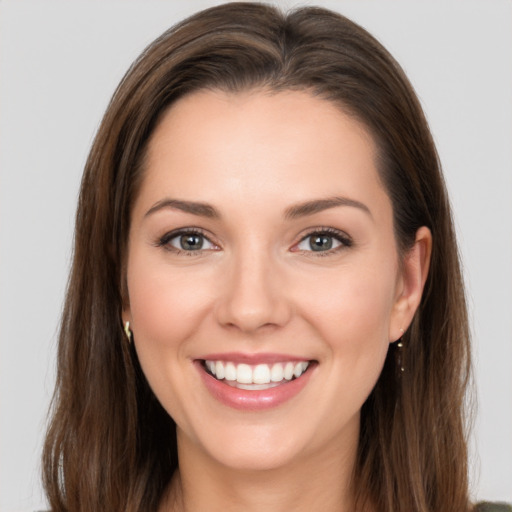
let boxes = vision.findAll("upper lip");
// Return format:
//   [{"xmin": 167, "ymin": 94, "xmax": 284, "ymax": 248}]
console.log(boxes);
[{"xmin": 196, "ymin": 352, "xmax": 313, "ymax": 364}]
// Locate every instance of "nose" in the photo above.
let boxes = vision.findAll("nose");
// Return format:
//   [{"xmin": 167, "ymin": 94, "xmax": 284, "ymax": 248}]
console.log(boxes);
[{"xmin": 215, "ymin": 248, "xmax": 292, "ymax": 333}]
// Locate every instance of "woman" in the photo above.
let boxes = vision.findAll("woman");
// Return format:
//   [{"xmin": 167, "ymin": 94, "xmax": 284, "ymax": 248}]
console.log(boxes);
[{"xmin": 41, "ymin": 3, "xmax": 509, "ymax": 512}]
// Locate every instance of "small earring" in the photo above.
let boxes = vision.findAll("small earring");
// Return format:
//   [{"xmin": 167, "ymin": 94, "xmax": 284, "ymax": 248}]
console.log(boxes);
[
  {"xmin": 124, "ymin": 321, "xmax": 132, "ymax": 343},
  {"xmin": 397, "ymin": 327, "xmax": 405, "ymax": 373}
]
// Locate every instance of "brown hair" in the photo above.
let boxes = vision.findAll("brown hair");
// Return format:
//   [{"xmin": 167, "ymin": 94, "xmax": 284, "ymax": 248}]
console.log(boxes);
[{"xmin": 42, "ymin": 3, "xmax": 472, "ymax": 511}]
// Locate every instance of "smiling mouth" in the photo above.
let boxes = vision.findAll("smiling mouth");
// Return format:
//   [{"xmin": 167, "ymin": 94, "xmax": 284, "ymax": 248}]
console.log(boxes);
[{"xmin": 201, "ymin": 360, "xmax": 312, "ymax": 390}]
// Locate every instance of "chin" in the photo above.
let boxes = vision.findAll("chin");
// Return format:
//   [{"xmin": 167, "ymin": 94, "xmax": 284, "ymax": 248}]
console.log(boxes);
[
  {"xmin": 208, "ymin": 441, "xmax": 304, "ymax": 472},
  {"xmin": 181, "ymin": 420, "xmax": 314, "ymax": 472}
]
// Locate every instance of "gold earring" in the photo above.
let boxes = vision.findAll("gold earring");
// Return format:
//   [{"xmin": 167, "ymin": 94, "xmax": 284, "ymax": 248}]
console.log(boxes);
[{"xmin": 124, "ymin": 321, "xmax": 132, "ymax": 343}]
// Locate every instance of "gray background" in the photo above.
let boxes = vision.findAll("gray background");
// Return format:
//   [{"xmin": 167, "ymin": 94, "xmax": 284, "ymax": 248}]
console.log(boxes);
[{"xmin": 1, "ymin": 1, "xmax": 511, "ymax": 510}]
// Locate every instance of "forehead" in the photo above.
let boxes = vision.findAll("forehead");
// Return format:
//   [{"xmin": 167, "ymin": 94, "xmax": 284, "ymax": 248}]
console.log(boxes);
[{"xmin": 136, "ymin": 89, "xmax": 388, "ymax": 218}]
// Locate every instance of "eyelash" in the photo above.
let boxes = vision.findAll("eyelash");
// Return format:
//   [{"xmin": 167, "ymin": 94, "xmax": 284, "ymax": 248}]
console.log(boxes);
[
  {"xmin": 294, "ymin": 227, "xmax": 353, "ymax": 256},
  {"xmin": 156, "ymin": 228, "xmax": 217, "ymax": 256},
  {"xmin": 156, "ymin": 227, "xmax": 352, "ymax": 256}
]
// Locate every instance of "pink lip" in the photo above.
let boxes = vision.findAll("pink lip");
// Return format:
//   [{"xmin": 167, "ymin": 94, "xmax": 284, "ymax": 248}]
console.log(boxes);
[
  {"xmin": 194, "ymin": 359, "xmax": 316, "ymax": 411},
  {"xmin": 198, "ymin": 352, "xmax": 310, "ymax": 364}
]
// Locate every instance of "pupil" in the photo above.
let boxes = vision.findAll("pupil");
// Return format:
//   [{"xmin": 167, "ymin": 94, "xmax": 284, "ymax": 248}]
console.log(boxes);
[
  {"xmin": 181, "ymin": 234, "xmax": 203, "ymax": 250},
  {"xmin": 310, "ymin": 235, "xmax": 332, "ymax": 251}
]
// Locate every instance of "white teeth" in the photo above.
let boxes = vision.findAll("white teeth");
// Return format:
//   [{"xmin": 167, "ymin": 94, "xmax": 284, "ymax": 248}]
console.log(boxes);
[
  {"xmin": 237, "ymin": 364, "xmax": 252, "ymax": 384},
  {"xmin": 204, "ymin": 359, "xmax": 310, "ymax": 386},
  {"xmin": 284, "ymin": 362, "xmax": 294, "ymax": 380},
  {"xmin": 270, "ymin": 363, "xmax": 284, "ymax": 382},
  {"xmin": 293, "ymin": 361, "xmax": 309, "ymax": 378},
  {"xmin": 215, "ymin": 361, "xmax": 225, "ymax": 380},
  {"xmin": 253, "ymin": 364, "xmax": 271, "ymax": 384},
  {"xmin": 224, "ymin": 362, "xmax": 237, "ymax": 381}
]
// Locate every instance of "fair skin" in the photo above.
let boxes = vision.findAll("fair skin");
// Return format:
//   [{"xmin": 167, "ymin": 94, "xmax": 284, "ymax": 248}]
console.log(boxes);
[{"xmin": 123, "ymin": 89, "xmax": 431, "ymax": 512}]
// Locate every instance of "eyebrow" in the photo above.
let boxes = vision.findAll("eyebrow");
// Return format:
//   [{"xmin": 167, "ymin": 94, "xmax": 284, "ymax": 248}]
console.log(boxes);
[
  {"xmin": 145, "ymin": 199, "xmax": 220, "ymax": 219},
  {"xmin": 284, "ymin": 196, "xmax": 372, "ymax": 220},
  {"xmin": 144, "ymin": 195, "xmax": 372, "ymax": 221}
]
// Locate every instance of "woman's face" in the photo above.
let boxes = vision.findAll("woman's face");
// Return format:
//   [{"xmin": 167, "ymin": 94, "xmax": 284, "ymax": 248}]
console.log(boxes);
[{"xmin": 124, "ymin": 89, "xmax": 427, "ymax": 471}]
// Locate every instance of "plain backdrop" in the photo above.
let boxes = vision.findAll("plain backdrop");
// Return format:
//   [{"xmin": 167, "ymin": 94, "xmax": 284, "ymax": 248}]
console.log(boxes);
[{"xmin": 1, "ymin": 1, "xmax": 511, "ymax": 510}]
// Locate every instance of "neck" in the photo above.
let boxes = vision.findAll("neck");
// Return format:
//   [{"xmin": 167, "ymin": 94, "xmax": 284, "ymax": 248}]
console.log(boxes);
[{"xmin": 161, "ymin": 422, "xmax": 360, "ymax": 512}]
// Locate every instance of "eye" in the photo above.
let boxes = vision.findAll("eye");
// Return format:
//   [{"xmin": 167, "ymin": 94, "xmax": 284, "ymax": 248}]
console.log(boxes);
[
  {"xmin": 158, "ymin": 229, "xmax": 217, "ymax": 253},
  {"xmin": 295, "ymin": 229, "xmax": 352, "ymax": 254}
]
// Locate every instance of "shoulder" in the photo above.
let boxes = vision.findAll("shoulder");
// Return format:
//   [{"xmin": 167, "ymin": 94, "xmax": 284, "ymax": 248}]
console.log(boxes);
[{"xmin": 475, "ymin": 503, "xmax": 512, "ymax": 512}]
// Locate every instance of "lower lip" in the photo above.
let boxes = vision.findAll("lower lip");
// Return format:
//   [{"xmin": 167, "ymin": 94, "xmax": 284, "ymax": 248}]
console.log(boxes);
[{"xmin": 195, "ymin": 361, "xmax": 315, "ymax": 411}]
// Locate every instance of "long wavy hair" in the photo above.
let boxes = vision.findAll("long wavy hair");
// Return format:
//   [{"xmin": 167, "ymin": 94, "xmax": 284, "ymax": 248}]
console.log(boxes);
[{"xmin": 42, "ymin": 3, "xmax": 472, "ymax": 511}]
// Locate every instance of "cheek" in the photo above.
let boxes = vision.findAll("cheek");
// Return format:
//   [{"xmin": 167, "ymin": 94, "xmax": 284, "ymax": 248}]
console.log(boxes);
[
  {"xmin": 125, "ymin": 254, "xmax": 218, "ymax": 407},
  {"xmin": 125, "ymin": 255, "xmax": 217, "ymax": 423},
  {"xmin": 127, "ymin": 259, "xmax": 211, "ymax": 346},
  {"xmin": 301, "ymin": 263, "xmax": 397, "ymax": 340},
  {"xmin": 296, "ymin": 260, "xmax": 397, "ymax": 390}
]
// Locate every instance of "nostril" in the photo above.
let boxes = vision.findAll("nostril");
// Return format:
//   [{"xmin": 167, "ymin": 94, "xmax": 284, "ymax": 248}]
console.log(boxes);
[
  {"xmin": 215, "ymin": 298, "xmax": 292, "ymax": 333},
  {"xmin": 213, "ymin": 265, "xmax": 293, "ymax": 332}
]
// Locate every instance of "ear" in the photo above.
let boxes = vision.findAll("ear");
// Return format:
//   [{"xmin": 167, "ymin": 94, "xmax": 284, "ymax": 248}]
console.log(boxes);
[
  {"xmin": 120, "ymin": 261, "xmax": 132, "ymax": 326},
  {"xmin": 121, "ymin": 287, "xmax": 132, "ymax": 328},
  {"xmin": 122, "ymin": 308, "xmax": 132, "ymax": 326},
  {"xmin": 122, "ymin": 306, "xmax": 133, "ymax": 343},
  {"xmin": 389, "ymin": 226, "xmax": 432, "ymax": 342}
]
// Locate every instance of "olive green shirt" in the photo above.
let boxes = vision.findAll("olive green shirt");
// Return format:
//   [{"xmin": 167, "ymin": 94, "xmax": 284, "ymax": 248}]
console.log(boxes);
[{"xmin": 475, "ymin": 503, "xmax": 512, "ymax": 512}]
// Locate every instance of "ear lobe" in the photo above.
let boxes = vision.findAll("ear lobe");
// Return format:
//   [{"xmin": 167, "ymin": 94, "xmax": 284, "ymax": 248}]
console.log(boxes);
[
  {"xmin": 389, "ymin": 226, "xmax": 432, "ymax": 342},
  {"xmin": 122, "ymin": 308, "xmax": 131, "ymax": 326}
]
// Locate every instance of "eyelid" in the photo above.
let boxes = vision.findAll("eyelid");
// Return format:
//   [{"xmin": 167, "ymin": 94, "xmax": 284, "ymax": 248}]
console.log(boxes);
[
  {"xmin": 156, "ymin": 227, "xmax": 220, "ymax": 253},
  {"xmin": 292, "ymin": 227, "xmax": 353, "ymax": 254},
  {"xmin": 154, "ymin": 226, "xmax": 352, "ymax": 255}
]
